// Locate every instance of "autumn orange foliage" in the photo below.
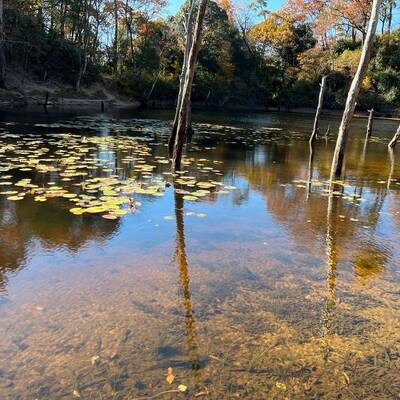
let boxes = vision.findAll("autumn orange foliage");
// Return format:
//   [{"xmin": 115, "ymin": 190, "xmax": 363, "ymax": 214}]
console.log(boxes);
[{"xmin": 288, "ymin": 0, "xmax": 373, "ymax": 37}]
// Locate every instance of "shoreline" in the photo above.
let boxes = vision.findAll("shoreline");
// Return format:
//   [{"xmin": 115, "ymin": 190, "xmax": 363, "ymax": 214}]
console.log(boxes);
[{"xmin": 0, "ymin": 95, "xmax": 399, "ymax": 122}]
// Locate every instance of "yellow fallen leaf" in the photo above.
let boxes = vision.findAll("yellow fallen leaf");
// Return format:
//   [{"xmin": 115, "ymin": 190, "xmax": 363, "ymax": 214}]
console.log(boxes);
[
  {"xmin": 166, "ymin": 367, "xmax": 175, "ymax": 385},
  {"xmin": 73, "ymin": 389, "xmax": 81, "ymax": 398},
  {"xmin": 178, "ymin": 384, "xmax": 187, "ymax": 392},
  {"xmin": 276, "ymin": 382, "xmax": 286, "ymax": 390},
  {"xmin": 91, "ymin": 355, "xmax": 100, "ymax": 365}
]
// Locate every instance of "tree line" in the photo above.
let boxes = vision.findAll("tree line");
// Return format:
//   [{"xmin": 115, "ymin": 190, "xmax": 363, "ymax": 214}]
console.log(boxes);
[{"xmin": 1, "ymin": 0, "xmax": 400, "ymax": 112}]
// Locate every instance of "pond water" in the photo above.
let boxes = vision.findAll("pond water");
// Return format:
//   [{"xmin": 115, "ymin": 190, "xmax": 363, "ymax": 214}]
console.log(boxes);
[{"xmin": 0, "ymin": 109, "xmax": 399, "ymax": 399}]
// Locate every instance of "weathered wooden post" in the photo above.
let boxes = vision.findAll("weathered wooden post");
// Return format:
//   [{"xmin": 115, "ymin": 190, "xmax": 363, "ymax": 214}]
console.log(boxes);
[
  {"xmin": 366, "ymin": 108, "xmax": 374, "ymax": 138},
  {"xmin": 330, "ymin": 0, "xmax": 382, "ymax": 180},
  {"xmin": 309, "ymin": 75, "xmax": 327, "ymax": 144},
  {"xmin": 388, "ymin": 123, "xmax": 400, "ymax": 148},
  {"xmin": 101, "ymin": 100, "xmax": 105, "ymax": 112}
]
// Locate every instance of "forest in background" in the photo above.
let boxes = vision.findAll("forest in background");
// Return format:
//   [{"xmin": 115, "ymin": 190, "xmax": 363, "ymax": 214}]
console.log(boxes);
[{"xmin": 2, "ymin": 0, "xmax": 400, "ymax": 112}]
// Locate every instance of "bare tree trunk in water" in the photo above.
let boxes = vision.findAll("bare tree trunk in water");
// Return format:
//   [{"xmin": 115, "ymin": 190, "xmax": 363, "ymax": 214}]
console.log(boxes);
[
  {"xmin": 330, "ymin": 0, "xmax": 381, "ymax": 180},
  {"xmin": 0, "ymin": 0, "xmax": 6, "ymax": 88},
  {"xmin": 309, "ymin": 75, "xmax": 327, "ymax": 144},
  {"xmin": 171, "ymin": 0, "xmax": 208, "ymax": 171},
  {"xmin": 168, "ymin": 0, "xmax": 196, "ymax": 158},
  {"xmin": 366, "ymin": 108, "xmax": 374, "ymax": 138},
  {"xmin": 388, "ymin": 123, "xmax": 400, "ymax": 148}
]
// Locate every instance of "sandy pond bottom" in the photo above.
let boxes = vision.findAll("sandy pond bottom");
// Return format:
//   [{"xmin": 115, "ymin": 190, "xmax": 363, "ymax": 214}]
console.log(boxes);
[{"xmin": 0, "ymin": 111, "xmax": 399, "ymax": 399}]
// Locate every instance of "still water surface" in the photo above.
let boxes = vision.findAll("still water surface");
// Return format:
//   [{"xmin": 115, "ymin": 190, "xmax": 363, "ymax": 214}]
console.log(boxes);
[{"xmin": 0, "ymin": 110, "xmax": 399, "ymax": 399}]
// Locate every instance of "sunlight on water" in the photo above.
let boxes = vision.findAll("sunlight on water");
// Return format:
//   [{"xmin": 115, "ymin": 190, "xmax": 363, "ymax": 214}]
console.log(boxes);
[{"xmin": 0, "ymin": 110, "xmax": 399, "ymax": 399}]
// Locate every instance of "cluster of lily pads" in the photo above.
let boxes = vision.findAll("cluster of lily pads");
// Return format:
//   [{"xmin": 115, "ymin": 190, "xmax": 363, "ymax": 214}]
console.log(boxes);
[{"xmin": 0, "ymin": 132, "xmax": 237, "ymax": 220}]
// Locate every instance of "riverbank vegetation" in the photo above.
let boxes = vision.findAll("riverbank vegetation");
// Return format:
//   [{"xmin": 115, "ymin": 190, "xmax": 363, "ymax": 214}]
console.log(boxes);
[{"xmin": 1, "ymin": 0, "xmax": 400, "ymax": 112}]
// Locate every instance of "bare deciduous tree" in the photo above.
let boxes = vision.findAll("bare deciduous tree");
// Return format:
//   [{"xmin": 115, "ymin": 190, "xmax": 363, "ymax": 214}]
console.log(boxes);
[
  {"xmin": 330, "ymin": 0, "xmax": 382, "ymax": 180},
  {"xmin": 170, "ymin": 0, "xmax": 208, "ymax": 170}
]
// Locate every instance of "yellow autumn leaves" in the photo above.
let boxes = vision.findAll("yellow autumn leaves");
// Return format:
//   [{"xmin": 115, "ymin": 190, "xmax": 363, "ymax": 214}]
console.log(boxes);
[
  {"xmin": 166, "ymin": 367, "xmax": 187, "ymax": 392},
  {"xmin": 0, "ymin": 132, "xmax": 238, "ymax": 221}
]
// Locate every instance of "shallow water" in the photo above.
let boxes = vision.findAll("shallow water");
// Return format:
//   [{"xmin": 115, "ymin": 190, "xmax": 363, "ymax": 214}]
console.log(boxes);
[{"xmin": 0, "ymin": 110, "xmax": 399, "ymax": 399}]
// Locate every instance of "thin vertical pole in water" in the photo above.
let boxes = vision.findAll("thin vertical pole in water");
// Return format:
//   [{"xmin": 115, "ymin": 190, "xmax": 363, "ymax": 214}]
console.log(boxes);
[
  {"xmin": 387, "ymin": 147, "xmax": 395, "ymax": 189},
  {"xmin": 310, "ymin": 75, "xmax": 327, "ymax": 144},
  {"xmin": 306, "ymin": 142, "xmax": 314, "ymax": 199},
  {"xmin": 330, "ymin": 0, "xmax": 381, "ymax": 180},
  {"xmin": 366, "ymin": 108, "xmax": 374, "ymax": 138},
  {"xmin": 388, "ymin": 123, "xmax": 400, "ymax": 149}
]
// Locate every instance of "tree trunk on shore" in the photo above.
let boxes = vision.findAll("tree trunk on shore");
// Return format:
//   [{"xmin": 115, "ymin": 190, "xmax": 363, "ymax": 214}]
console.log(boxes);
[
  {"xmin": 168, "ymin": 0, "xmax": 196, "ymax": 158},
  {"xmin": 309, "ymin": 75, "xmax": 327, "ymax": 144},
  {"xmin": 171, "ymin": 0, "xmax": 208, "ymax": 171},
  {"xmin": 330, "ymin": 0, "xmax": 382, "ymax": 180},
  {"xmin": 388, "ymin": 123, "xmax": 400, "ymax": 149},
  {"xmin": 76, "ymin": 0, "xmax": 90, "ymax": 92},
  {"xmin": 366, "ymin": 108, "xmax": 374, "ymax": 138},
  {"xmin": 113, "ymin": 0, "xmax": 119, "ymax": 73},
  {"xmin": 0, "ymin": 0, "xmax": 6, "ymax": 88}
]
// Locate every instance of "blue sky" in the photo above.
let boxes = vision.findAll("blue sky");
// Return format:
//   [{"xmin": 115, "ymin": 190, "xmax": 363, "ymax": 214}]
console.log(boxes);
[{"xmin": 165, "ymin": 0, "xmax": 286, "ymax": 16}]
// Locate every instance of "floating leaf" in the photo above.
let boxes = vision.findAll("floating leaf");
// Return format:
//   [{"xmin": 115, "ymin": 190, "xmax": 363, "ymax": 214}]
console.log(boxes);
[
  {"xmin": 102, "ymin": 214, "xmax": 118, "ymax": 220},
  {"xmin": 112, "ymin": 209, "xmax": 128, "ymax": 216},
  {"xmin": 183, "ymin": 195, "xmax": 198, "ymax": 201},
  {"xmin": 196, "ymin": 213, "xmax": 207, "ymax": 218},
  {"xmin": 69, "ymin": 207, "xmax": 85, "ymax": 215}
]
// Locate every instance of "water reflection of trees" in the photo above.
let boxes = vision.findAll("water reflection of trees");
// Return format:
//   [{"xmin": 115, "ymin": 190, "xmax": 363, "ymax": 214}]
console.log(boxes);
[
  {"xmin": 0, "ymin": 197, "xmax": 120, "ymax": 292},
  {"xmin": 232, "ymin": 140, "xmax": 395, "ymax": 283},
  {"xmin": 173, "ymin": 191, "xmax": 200, "ymax": 370}
]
